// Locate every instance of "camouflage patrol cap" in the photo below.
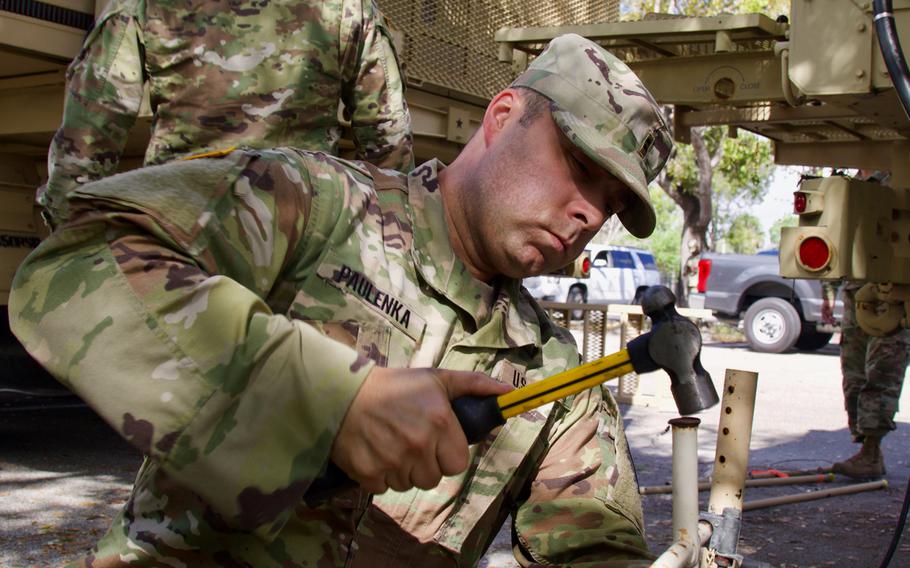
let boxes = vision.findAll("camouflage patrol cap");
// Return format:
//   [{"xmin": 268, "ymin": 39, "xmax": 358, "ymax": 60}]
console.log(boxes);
[{"xmin": 510, "ymin": 33, "xmax": 673, "ymax": 238}]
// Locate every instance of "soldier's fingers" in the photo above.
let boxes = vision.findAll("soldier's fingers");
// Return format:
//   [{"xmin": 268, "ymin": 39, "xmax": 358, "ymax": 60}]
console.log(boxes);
[
  {"xmin": 438, "ymin": 370, "xmax": 512, "ymax": 401},
  {"xmin": 386, "ymin": 462, "xmax": 414, "ymax": 493},
  {"xmin": 410, "ymin": 442, "xmax": 444, "ymax": 489},
  {"xmin": 435, "ymin": 418, "xmax": 470, "ymax": 477},
  {"xmin": 356, "ymin": 472, "xmax": 389, "ymax": 495}
]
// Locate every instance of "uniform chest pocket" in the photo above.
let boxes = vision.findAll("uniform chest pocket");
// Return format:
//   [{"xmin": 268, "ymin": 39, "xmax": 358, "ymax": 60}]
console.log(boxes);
[
  {"xmin": 302, "ymin": 320, "xmax": 392, "ymax": 367},
  {"xmin": 291, "ymin": 259, "xmax": 426, "ymax": 367}
]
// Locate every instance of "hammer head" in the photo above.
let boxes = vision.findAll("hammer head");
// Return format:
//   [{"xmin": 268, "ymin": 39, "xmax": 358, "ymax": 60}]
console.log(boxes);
[{"xmin": 636, "ymin": 286, "xmax": 719, "ymax": 415}]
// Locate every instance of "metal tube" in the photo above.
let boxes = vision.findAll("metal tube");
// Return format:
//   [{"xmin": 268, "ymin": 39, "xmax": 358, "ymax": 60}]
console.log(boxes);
[
  {"xmin": 748, "ymin": 467, "xmax": 831, "ymax": 479},
  {"xmin": 743, "ymin": 480, "xmax": 889, "ymax": 512},
  {"xmin": 651, "ymin": 539, "xmax": 701, "ymax": 568},
  {"xmin": 708, "ymin": 369, "xmax": 759, "ymax": 515},
  {"xmin": 670, "ymin": 417, "xmax": 701, "ymax": 567},
  {"xmin": 640, "ymin": 473, "xmax": 835, "ymax": 495},
  {"xmin": 651, "ymin": 511, "xmax": 714, "ymax": 568}
]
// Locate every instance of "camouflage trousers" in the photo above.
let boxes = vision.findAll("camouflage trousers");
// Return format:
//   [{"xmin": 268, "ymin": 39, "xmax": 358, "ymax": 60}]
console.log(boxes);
[{"xmin": 840, "ymin": 287, "xmax": 910, "ymax": 440}]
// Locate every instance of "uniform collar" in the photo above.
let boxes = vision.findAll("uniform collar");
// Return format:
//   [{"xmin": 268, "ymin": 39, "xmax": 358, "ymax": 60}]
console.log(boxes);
[{"xmin": 406, "ymin": 160, "xmax": 540, "ymax": 349}]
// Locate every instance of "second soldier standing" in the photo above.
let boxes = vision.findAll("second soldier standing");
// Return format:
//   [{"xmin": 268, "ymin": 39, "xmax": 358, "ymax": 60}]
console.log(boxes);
[{"xmin": 39, "ymin": 0, "xmax": 414, "ymax": 226}]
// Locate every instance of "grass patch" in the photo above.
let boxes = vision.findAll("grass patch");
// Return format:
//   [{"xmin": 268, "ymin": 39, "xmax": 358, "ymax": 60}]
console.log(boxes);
[{"xmin": 703, "ymin": 321, "xmax": 745, "ymax": 343}]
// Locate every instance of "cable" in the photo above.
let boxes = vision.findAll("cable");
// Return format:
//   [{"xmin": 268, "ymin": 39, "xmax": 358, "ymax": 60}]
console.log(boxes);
[
  {"xmin": 870, "ymin": 3, "xmax": 910, "ymax": 564},
  {"xmin": 873, "ymin": 0, "xmax": 910, "ymax": 120},
  {"xmin": 878, "ymin": 474, "xmax": 910, "ymax": 568}
]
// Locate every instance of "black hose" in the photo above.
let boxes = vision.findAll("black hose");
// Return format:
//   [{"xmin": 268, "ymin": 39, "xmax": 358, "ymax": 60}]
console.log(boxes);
[
  {"xmin": 873, "ymin": 0, "xmax": 910, "ymax": 120},
  {"xmin": 872, "ymin": 7, "xmax": 910, "ymax": 561},
  {"xmin": 879, "ymin": 474, "xmax": 910, "ymax": 568}
]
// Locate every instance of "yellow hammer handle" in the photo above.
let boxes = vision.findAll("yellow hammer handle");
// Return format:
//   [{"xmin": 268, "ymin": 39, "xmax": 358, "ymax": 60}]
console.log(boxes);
[{"xmin": 497, "ymin": 349, "xmax": 634, "ymax": 418}]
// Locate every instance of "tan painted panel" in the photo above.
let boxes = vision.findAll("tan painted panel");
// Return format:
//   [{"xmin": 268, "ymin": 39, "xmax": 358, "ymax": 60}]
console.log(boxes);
[
  {"xmin": 0, "ymin": 183, "xmax": 42, "ymax": 297},
  {"xmin": 789, "ymin": 0, "xmax": 873, "ymax": 96},
  {"xmin": 0, "ymin": 184, "xmax": 37, "ymax": 234},
  {"xmin": 0, "ymin": 85, "xmax": 66, "ymax": 136},
  {"xmin": 632, "ymin": 51, "xmax": 782, "ymax": 106},
  {"xmin": 780, "ymin": 177, "xmax": 910, "ymax": 283},
  {"xmin": 0, "ymin": 12, "xmax": 85, "ymax": 62}
]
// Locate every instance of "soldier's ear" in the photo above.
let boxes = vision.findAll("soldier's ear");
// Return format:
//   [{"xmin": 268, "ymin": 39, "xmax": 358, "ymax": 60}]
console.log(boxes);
[{"xmin": 482, "ymin": 90, "xmax": 520, "ymax": 146}]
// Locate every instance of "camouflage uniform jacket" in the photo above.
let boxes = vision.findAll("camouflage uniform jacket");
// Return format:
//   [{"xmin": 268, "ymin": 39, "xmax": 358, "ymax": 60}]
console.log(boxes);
[
  {"xmin": 39, "ymin": 0, "xmax": 413, "ymax": 225},
  {"xmin": 11, "ymin": 149, "xmax": 649, "ymax": 567}
]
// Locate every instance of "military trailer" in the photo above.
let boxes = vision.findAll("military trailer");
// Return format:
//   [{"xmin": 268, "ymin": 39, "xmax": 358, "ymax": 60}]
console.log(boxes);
[{"xmin": 496, "ymin": 0, "xmax": 910, "ymax": 333}]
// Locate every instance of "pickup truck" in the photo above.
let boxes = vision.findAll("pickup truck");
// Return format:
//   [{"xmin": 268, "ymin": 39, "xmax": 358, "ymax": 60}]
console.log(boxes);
[
  {"xmin": 689, "ymin": 250, "xmax": 843, "ymax": 353},
  {"xmin": 523, "ymin": 245, "xmax": 661, "ymax": 309}
]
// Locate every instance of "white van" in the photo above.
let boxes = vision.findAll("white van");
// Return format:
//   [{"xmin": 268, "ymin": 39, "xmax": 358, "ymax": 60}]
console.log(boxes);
[{"xmin": 523, "ymin": 245, "xmax": 662, "ymax": 306}]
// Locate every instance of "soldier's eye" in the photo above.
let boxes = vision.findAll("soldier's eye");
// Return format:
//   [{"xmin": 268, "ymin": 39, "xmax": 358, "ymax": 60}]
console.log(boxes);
[{"xmin": 573, "ymin": 155, "xmax": 589, "ymax": 177}]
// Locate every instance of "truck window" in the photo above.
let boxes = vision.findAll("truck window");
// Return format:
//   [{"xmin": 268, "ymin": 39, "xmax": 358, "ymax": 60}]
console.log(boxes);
[
  {"xmin": 637, "ymin": 252, "xmax": 658, "ymax": 269},
  {"xmin": 610, "ymin": 250, "xmax": 635, "ymax": 269}
]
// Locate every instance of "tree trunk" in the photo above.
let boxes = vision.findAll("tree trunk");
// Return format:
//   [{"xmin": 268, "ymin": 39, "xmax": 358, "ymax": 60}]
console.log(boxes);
[{"xmin": 659, "ymin": 127, "xmax": 715, "ymax": 306}]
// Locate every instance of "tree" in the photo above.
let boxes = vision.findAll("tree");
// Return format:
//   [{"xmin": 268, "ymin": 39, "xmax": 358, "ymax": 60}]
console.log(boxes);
[
  {"xmin": 618, "ymin": 0, "xmax": 786, "ymax": 304},
  {"xmin": 726, "ymin": 213, "xmax": 763, "ymax": 254},
  {"xmin": 596, "ymin": 189, "xmax": 682, "ymax": 283},
  {"xmin": 769, "ymin": 214, "xmax": 798, "ymax": 247},
  {"xmin": 621, "ymin": 0, "xmax": 790, "ymax": 19},
  {"xmin": 656, "ymin": 126, "xmax": 773, "ymax": 301}
]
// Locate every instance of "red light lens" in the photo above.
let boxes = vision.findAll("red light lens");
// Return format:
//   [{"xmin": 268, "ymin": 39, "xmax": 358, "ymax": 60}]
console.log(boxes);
[
  {"xmin": 696, "ymin": 259, "xmax": 712, "ymax": 293},
  {"xmin": 582, "ymin": 257, "xmax": 591, "ymax": 275},
  {"xmin": 794, "ymin": 192, "xmax": 807, "ymax": 214},
  {"xmin": 798, "ymin": 237, "xmax": 830, "ymax": 270}
]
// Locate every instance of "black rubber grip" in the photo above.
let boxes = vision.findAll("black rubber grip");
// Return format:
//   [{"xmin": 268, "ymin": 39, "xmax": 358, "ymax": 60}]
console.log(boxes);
[
  {"xmin": 303, "ymin": 395, "xmax": 505, "ymax": 502},
  {"xmin": 450, "ymin": 394, "xmax": 506, "ymax": 444}
]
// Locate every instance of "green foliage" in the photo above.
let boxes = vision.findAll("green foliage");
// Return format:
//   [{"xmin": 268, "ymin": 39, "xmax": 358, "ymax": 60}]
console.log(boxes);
[
  {"xmin": 711, "ymin": 130, "xmax": 775, "ymax": 242},
  {"xmin": 621, "ymin": 0, "xmax": 790, "ymax": 18},
  {"xmin": 725, "ymin": 213, "xmax": 763, "ymax": 254},
  {"xmin": 768, "ymin": 214, "xmax": 798, "ymax": 247}
]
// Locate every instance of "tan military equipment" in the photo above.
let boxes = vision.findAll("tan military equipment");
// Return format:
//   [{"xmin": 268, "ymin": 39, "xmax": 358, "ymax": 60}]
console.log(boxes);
[
  {"xmin": 551, "ymin": 250, "xmax": 592, "ymax": 278},
  {"xmin": 496, "ymin": 0, "xmax": 910, "ymax": 335}
]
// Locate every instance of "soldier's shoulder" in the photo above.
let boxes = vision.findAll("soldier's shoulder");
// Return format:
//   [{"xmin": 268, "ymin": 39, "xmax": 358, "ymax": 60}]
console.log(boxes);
[{"xmin": 271, "ymin": 149, "xmax": 409, "ymax": 193}]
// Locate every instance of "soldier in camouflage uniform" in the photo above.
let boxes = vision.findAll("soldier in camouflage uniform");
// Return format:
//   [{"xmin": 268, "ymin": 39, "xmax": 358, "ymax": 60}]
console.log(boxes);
[
  {"xmin": 826, "ymin": 281, "xmax": 910, "ymax": 479},
  {"xmin": 11, "ymin": 34, "xmax": 672, "ymax": 566},
  {"xmin": 39, "ymin": 0, "xmax": 413, "ymax": 227}
]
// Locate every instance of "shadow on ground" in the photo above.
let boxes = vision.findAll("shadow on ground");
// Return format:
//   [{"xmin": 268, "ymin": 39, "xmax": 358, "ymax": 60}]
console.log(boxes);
[{"xmin": 626, "ymin": 414, "xmax": 910, "ymax": 567}]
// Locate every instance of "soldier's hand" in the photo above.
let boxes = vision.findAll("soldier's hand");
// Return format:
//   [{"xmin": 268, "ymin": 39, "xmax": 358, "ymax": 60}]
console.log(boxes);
[{"xmin": 331, "ymin": 367, "xmax": 512, "ymax": 494}]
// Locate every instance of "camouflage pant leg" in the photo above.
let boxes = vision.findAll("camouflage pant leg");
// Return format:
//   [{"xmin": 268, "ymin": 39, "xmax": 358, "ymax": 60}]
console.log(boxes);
[
  {"xmin": 839, "ymin": 289, "xmax": 866, "ymax": 439},
  {"xmin": 840, "ymin": 288, "xmax": 910, "ymax": 439},
  {"xmin": 857, "ymin": 330, "xmax": 910, "ymax": 437}
]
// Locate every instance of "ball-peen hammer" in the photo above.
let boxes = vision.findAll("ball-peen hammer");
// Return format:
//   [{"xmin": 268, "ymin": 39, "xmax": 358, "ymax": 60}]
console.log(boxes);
[
  {"xmin": 305, "ymin": 286, "xmax": 718, "ymax": 501},
  {"xmin": 452, "ymin": 285, "xmax": 719, "ymax": 443}
]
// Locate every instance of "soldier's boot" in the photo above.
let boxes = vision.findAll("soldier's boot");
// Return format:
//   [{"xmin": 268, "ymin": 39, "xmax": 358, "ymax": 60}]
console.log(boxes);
[{"xmin": 832, "ymin": 436, "xmax": 886, "ymax": 479}]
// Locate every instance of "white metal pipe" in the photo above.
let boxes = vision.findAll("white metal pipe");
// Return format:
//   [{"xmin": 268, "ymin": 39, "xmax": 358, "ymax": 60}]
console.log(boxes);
[
  {"xmin": 651, "ymin": 539, "xmax": 700, "ymax": 568},
  {"xmin": 743, "ymin": 479, "xmax": 888, "ymax": 512},
  {"xmin": 640, "ymin": 472, "xmax": 836, "ymax": 495},
  {"xmin": 708, "ymin": 369, "xmax": 759, "ymax": 516},
  {"xmin": 651, "ymin": 515, "xmax": 714, "ymax": 568},
  {"xmin": 670, "ymin": 417, "xmax": 701, "ymax": 567}
]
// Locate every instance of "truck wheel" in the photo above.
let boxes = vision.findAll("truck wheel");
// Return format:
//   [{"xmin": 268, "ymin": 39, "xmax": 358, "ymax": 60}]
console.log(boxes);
[
  {"xmin": 566, "ymin": 286, "xmax": 587, "ymax": 320},
  {"xmin": 743, "ymin": 298, "xmax": 800, "ymax": 353},
  {"xmin": 794, "ymin": 329, "xmax": 834, "ymax": 351}
]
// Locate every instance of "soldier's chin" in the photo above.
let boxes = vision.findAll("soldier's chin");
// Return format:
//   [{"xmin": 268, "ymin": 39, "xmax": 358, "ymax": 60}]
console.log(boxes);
[
  {"xmin": 505, "ymin": 246, "xmax": 561, "ymax": 278},
  {"xmin": 515, "ymin": 255, "xmax": 558, "ymax": 278}
]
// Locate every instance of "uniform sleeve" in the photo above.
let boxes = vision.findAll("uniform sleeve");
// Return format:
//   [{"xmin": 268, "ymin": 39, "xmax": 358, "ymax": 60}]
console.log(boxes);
[
  {"xmin": 340, "ymin": 0, "xmax": 414, "ymax": 173},
  {"xmin": 11, "ymin": 152, "xmax": 374, "ymax": 539},
  {"xmin": 39, "ymin": 1, "xmax": 145, "ymax": 225},
  {"xmin": 511, "ymin": 387, "xmax": 655, "ymax": 566}
]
